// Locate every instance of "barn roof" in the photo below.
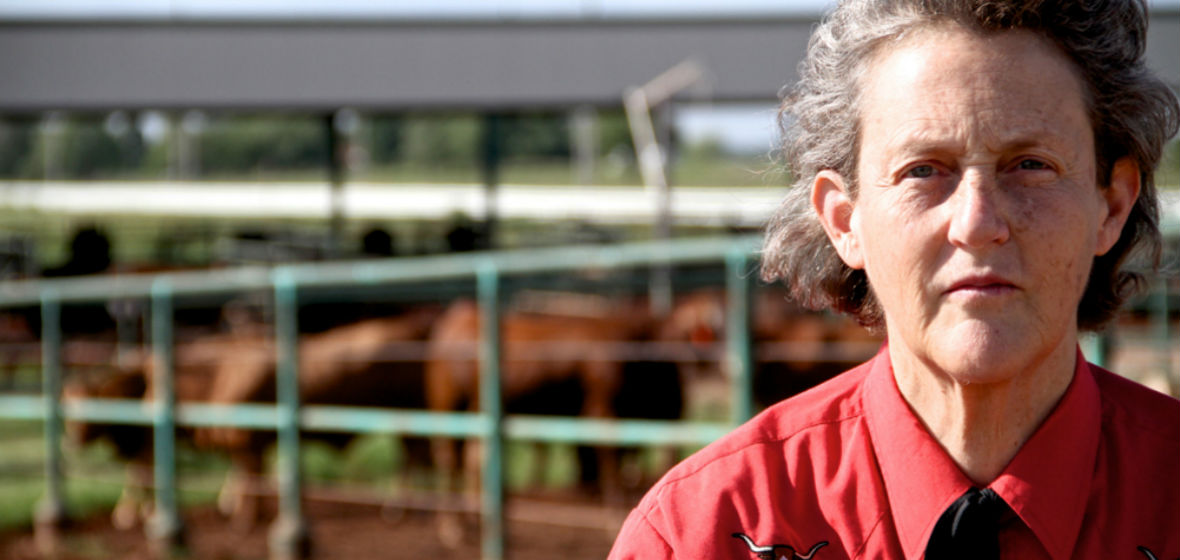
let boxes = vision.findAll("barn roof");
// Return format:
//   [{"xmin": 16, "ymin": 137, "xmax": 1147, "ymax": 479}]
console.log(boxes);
[
  {"xmin": 0, "ymin": 6, "xmax": 1174, "ymax": 114},
  {"xmin": 0, "ymin": 16, "xmax": 815, "ymax": 113}
]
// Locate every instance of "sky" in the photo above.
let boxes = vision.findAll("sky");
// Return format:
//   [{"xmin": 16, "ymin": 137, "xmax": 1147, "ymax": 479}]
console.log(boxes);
[
  {"xmin": 676, "ymin": 103, "xmax": 780, "ymax": 155},
  {"xmin": 0, "ymin": 0, "xmax": 837, "ymax": 20},
  {"xmin": 1, "ymin": 0, "xmax": 1175, "ymax": 20}
]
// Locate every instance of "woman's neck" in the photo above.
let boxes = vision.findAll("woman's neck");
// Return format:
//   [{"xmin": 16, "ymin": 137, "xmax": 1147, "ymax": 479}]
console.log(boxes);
[{"xmin": 890, "ymin": 340, "xmax": 1077, "ymax": 485}]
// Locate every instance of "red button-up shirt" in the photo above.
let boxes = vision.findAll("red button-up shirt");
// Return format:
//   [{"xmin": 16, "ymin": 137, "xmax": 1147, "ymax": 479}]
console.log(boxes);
[{"xmin": 608, "ymin": 345, "xmax": 1180, "ymax": 559}]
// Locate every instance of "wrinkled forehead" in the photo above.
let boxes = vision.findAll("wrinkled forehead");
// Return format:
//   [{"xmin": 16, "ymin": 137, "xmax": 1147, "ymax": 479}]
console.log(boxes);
[
  {"xmin": 851, "ymin": 23, "xmax": 1096, "ymax": 171},
  {"xmin": 858, "ymin": 22, "xmax": 1089, "ymax": 108}
]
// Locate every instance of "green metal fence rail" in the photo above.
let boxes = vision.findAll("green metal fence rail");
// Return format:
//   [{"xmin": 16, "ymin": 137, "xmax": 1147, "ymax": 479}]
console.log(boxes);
[{"xmin": 0, "ymin": 234, "xmax": 762, "ymax": 560}]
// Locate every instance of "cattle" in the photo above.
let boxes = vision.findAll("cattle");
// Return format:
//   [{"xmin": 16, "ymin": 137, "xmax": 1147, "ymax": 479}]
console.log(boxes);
[
  {"xmin": 189, "ymin": 306, "xmax": 440, "ymax": 529},
  {"xmin": 574, "ymin": 354, "xmax": 684, "ymax": 499},
  {"xmin": 0, "ymin": 312, "xmax": 37, "ymax": 390},
  {"xmin": 424, "ymin": 294, "xmax": 702, "ymax": 544},
  {"xmin": 62, "ymin": 337, "xmax": 227, "ymax": 531},
  {"xmin": 750, "ymin": 290, "xmax": 882, "ymax": 409},
  {"xmin": 62, "ymin": 366, "xmax": 150, "ymax": 530},
  {"xmin": 63, "ymin": 306, "xmax": 441, "ymax": 532},
  {"xmin": 651, "ymin": 286, "xmax": 882, "ymax": 411}
]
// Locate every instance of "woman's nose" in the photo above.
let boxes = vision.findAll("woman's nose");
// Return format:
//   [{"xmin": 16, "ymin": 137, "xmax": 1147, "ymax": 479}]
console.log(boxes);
[{"xmin": 946, "ymin": 169, "xmax": 1011, "ymax": 249}]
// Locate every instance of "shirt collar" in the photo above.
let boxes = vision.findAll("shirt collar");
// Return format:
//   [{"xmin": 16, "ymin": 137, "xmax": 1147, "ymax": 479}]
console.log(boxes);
[
  {"xmin": 864, "ymin": 344, "xmax": 1100, "ymax": 560},
  {"xmin": 864, "ymin": 345, "xmax": 973, "ymax": 560},
  {"xmin": 988, "ymin": 348, "xmax": 1099, "ymax": 560}
]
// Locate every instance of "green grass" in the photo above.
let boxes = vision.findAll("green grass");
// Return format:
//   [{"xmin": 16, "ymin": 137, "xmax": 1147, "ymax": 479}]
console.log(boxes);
[
  {"xmin": 0, "ymin": 415, "xmax": 677, "ymax": 534},
  {"xmin": 298, "ymin": 435, "xmax": 582, "ymax": 490},
  {"xmin": 188, "ymin": 153, "xmax": 784, "ymax": 188},
  {"xmin": 0, "ymin": 421, "xmax": 590, "ymax": 533},
  {"xmin": 0, "ymin": 419, "xmax": 227, "ymax": 532},
  {"xmin": 0, "ymin": 420, "xmax": 127, "ymax": 531},
  {"xmin": 84, "ymin": 151, "xmax": 783, "ymax": 188}
]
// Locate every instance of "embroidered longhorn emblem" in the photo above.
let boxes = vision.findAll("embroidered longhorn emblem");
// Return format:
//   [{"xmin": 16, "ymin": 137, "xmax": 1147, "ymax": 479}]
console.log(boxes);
[
  {"xmin": 1138, "ymin": 546, "xmax": 1179, "ymax": 560},
  {"xmin": 731, "ymin": 533, "xmax": 828, "ymax": 560}
]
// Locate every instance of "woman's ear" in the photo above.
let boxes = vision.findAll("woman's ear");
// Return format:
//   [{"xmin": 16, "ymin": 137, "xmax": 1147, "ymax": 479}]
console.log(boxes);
[
  {"xmin": 812, "ymin": 170, "xmax": 864, "ymax": 269},
  {"xmin": 1095, "ymin": 157, "xmax": 1141, "ymax": 256}
]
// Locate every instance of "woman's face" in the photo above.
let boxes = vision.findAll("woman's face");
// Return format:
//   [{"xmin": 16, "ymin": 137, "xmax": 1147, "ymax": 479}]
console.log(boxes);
[{"xmin": 817, "ymin": 26, "xmax": 1137, "ymax": 383}]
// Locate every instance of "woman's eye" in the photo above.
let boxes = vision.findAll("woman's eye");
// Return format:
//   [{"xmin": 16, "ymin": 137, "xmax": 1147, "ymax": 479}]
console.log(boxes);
[
  {"xmin": 1016, "ymin": 159, "xmax": 1048, "ymax": 171},
  {"xmin": 906, "ymin": 165, "xmax": 936, "ymax": 178}
]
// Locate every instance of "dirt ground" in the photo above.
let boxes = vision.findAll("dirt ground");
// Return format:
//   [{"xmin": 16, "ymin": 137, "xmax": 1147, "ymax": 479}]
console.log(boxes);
[{"xmin": 0, "ymin": 494, "xmax": 620, "ymax": 560}]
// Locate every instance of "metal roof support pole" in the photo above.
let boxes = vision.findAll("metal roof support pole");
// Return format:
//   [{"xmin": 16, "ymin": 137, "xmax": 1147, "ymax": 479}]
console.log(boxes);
[
  {"xmin": 166, "ymin": 112, "xmax": 188, "ymax": 181},
  {"xmin": 148, "ymin": 279, "xmax": 185, "ymax": 556},
  {"xmin": 40, "ymin": 112, "xmax": 65, "ymax": 181},
  {"xmin": 269, "ymin": 270, "xmax": 310, "ymax": 560},
  {"xmin": 325, "ymin": 112, "xmax": 348, "ymax": 258},
  {"xmin": 34, "ymin": 290, "xmax": 66, "ymax": 555},
  {"xmin": 478, "ymin": 262, "xmax": 505, "ymax": 560},
  {"xmin": 570, "ymin": 105, "xmax": 598, "ymax": 187},
  {"xmin": 480, "ymin": 113, "xmax": 502, "ymax": 250},
  {"xmin": 726, "ymin": 249, "xmax": 754, "ymax": 425},
  {"xmin": 651, "ymin": 102, "xmax": 676, "ymax": 317},
  {"xmin": 177, "ymin": 110, "xmax": 202, "ymax": 179}
]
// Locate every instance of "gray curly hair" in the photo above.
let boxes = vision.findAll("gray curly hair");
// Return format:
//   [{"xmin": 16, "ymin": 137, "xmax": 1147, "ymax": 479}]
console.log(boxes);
[{"xmin": 761, "ymin": 0, "xmax": 1179, "ymax": 330}]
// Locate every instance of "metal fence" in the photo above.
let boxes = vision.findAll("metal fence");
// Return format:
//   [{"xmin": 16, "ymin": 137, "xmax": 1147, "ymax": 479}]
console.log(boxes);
[{"xmin": 0, "ymin": 234, "xmax": 766, "ymax": 560}]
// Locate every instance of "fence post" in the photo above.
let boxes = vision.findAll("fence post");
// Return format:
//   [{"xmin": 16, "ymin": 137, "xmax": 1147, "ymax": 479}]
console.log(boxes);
[
  {"xmin": 478, "ymin": 262, "xmax": 505, "ymax": 560},
  {"xmin": 34, "ymin": 290, "xmax": 66, "ymax": 554},
  {"xmin": 726, "ymin": 249, "xmax": 754, "ymax": 425},
  {"xmin": 269, "ymin": 270, "xmax": 309, "ymax": 560},
  {"xmin": 1152, "ymin": 278, "xmax": 1176, "ymax": 394},
  {"xmin": 148, "ymin": 279, "xmax": 185, "ymax": 555}
]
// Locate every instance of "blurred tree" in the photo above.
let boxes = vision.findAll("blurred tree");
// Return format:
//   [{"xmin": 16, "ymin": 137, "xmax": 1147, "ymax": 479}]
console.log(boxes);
[
  {"xmin": 0, "ymin": 110, "xmax": 651, "ymax": 181},
  {"xmin": 596, "ymin": 110, "xmax": 635, "ymax": 156},
  {"xmin": 0, "ymin": 117, "xmax": 36, "ymax": 178},
  {"xmin": 63, "ymin": 119, "xmax": 121, "ymax": 178},
  {"xmin": 20, "ymin": 115, "xmax": 146, "ymax": 179},
  {"xmin": 198, "ymin": 115, "xmax": 327, "ymax": 174},
  {"xmin": 104, "ymin": 111, "xmax": 147, "ymax": 175},
  {"xmin": 367, "ymin": 114, "xmax": 404, "ymax": 164},
  {"xmin": 1161, "ymin": 139, "xmax": 1179, "ymax": 189},
  {"xmin": 499, "ymin": 112, "xmax": 569, "ymax": 160},
  {"xmin": 681, "ymin": 137, "xmax": 726, "ymax": 160},
  {"xmin": 400, "ymin": 113, "xmax": 479, "ymax": 164}
]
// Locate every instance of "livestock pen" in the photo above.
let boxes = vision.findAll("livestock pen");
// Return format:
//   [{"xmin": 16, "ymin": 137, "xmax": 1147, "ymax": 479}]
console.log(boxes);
[
  {"xmin": 0, "ymin": 235, "xmax": 765, "ymax": 560},
  {"xmin": 0, "ymin": 233, "xmax": 1175, "ymax": 560}
]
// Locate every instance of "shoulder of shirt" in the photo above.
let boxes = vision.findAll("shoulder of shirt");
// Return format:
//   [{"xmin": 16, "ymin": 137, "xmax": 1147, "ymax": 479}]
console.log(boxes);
[
  {"xmin": 632, "ymin": 359, "xmax": 873, "ymax": 511},
  {"xmin": 1090, "ymin": 363, "xmax": 1180, "ymax": 443}
]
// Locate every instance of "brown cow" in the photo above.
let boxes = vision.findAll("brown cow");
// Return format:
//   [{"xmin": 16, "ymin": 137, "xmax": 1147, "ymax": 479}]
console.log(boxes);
[
  {"xmin": 62, "ymin": 334, "xmax": 233, "ymax": 530},
  {"xmin": 751, "ymin": 289, "xmax": 882, "ymax": 409},
  {"xmin": 65, "ymin": 306, "xmax": 440, "ymax": 532},
  {"xmin": 0, "ymin": 312, "xmax": 37, "ymax": 391},
  {"xmin": 424, "ymin": 295, "xmax": 699, "ymax": 544},
  {"xmin": 191, "ymin": 307, "xmax": 440, "ymax": 529},
  {"xmin": 62, "ymin": 365, "xmax": 150, "ymax": 530},
  {"xmin": 654, "ymin": 287, "xmax": 882, "ymax": 411}
]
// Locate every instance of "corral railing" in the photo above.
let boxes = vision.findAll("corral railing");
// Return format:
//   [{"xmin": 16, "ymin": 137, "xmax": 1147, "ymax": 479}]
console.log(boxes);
[{"xmin": 0, "ymin": 234, "xmax": 768, "ymax": 560}]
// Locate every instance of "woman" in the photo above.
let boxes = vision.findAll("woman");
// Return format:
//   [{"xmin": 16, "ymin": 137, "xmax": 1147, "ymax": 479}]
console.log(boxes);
[{"xmin": 608, "ymin": 1, "xmax": 1179, "ymax": 558}]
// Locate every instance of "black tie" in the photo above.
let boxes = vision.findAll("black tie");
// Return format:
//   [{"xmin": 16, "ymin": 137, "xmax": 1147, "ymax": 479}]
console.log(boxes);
[{"xmin": 924, "ymin": 487, "xmax": 1008, "ymax": 560}]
